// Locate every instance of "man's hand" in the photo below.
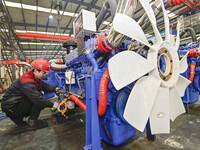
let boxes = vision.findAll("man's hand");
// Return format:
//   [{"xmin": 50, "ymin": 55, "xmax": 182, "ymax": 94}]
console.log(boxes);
[{"xmin": 51, "ymin": 101, "xmax": 59, "ymax": 111}]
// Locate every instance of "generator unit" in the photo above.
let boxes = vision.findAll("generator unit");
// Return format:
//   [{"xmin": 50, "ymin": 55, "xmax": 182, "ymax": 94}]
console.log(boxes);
[{"xmin": 43, "ymin": 0, "xmax": 189, "ymax": 149}]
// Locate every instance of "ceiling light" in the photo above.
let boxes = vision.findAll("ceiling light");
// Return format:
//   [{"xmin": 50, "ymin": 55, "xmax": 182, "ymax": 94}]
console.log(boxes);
[
  {"xmin": 23, "ymin": 50, "xmax": 55, "ymax": 52},
  {"xmin": 49, "ymin": 15, "xmax": 53, "ymax": 19},
  {"xmin": 18, "ymin": 42, "xmax": 62, "ymax": 45}
]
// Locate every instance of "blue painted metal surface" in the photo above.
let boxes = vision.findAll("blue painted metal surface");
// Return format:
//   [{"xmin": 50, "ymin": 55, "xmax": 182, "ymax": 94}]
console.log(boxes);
[
  {"xmin": 178, "ymin": 43, "xmax": 200, "ymax": 112},
  {"xmin": 42, "ymin": 69, "xmax": 66, "ymax": 99}
]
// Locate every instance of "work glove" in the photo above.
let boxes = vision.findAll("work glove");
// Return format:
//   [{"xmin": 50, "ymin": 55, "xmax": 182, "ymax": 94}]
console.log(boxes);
[
  {"xmin": 51, "ymin": 101, "xmax": 59, "ymax": 111},
  {"xmin": 55, "ymin": 87, "xmax": 61, "ymax": 93}
]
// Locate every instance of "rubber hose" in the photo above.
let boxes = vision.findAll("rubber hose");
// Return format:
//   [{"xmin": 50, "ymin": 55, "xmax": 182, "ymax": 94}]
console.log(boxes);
[{"xmin": 98, "ymin": 67, "xmax": 110, "ymax": 116}]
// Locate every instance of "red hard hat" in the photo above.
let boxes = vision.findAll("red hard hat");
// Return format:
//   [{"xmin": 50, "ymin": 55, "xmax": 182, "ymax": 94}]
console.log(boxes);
[{"xmin": 31, "ymin": 59, "xmax": 50, "ymax": 73}]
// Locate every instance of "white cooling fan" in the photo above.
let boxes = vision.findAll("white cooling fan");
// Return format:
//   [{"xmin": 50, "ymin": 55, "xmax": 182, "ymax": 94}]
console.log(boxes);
[{"xmin": 108, "ymin": 0, "xmax": 191, "ymax": 134}]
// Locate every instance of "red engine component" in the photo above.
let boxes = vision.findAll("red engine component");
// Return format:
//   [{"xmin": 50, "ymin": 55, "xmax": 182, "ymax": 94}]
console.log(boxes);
[
  {"xmin": 189, "ymin": 63, "xmax": 195, "ymax": 84},
  {"xmin": 98, "ymin": 68, "xmax": 110, "ymax": 116},
  {"xmin": 70, "ymin": 95, "xmax": 86, "ymax": 112},
  {"xmin": 95, "ymin": 33, "xmax": 115, "ymax": 53},
  {"xmin": 56, "ymin": 59, "xmax": 64, "ymax": 64},
  {"xmin": 189, "ymin": 48, "xmax": 199, "ymax": 57},
  {"xmin": 178, "ymin": 0, "xmax": 200, "ymax": 14},
  {"xmin": 168, "ymin": 0, "xmax": 185, "ymax": 7}
]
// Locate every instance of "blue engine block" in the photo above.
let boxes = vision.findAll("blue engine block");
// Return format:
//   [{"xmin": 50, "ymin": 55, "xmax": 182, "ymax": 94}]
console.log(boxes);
[
  {"xmin": 66, "ymin": 38, "xmax": 137, "ymax": 147},
  {"xmin": 43, "ymin": 37, "xmax": 155, "ymax": 149}
]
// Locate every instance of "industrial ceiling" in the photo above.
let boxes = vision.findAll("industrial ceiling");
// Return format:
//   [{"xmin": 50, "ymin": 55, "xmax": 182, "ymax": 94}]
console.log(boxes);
[{"xmin": 0, "ymin": 0, "xmax": 199, "ymax": 61}]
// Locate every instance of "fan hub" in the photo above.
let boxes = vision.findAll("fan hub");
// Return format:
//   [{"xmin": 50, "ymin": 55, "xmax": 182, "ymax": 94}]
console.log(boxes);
[{"xmin": 157, "ymin": 48, "xmax": 173, "ymax": 81}]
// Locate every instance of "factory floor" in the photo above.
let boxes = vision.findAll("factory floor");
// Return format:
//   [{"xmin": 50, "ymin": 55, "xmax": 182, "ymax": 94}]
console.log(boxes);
[{"xmin": 0, "ymin": 95, "xmax": 200, "ymax": 150}]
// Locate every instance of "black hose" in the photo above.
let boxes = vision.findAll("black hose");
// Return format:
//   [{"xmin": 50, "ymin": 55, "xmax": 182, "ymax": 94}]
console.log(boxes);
[
  {"xmin": 180, "ymin": 27, "xmax": 197, "ymax": 42},
  {"xmin": 96, "ymin": 0, "xmax": 117, "ymax": 31},
  {"xmin": 96, "ymin": 2, "xmax": 110, "ymax": 30},
  {"xmin": 100, "ymin": 116, "xmax": 113, "ymax": 143}
]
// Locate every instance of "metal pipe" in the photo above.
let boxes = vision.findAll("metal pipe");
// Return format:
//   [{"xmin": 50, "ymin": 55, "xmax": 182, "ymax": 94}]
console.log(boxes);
[
  {"xmin": 96, "ymin": 0, "xmax": 138, "ymax": 53},
  {"xmin": 49, "ymin": 59, "xmax": 70, "ymax": 71},
  {"xmin": 107, "ymin": 0, "xmax": 118, "ymax": 20},
  {"xmin": 49, "ymin": 59, "xmax": 64, "ymax": 64},
  {"xmin": 83, "ymin": 49, "xmax": 99, "ymax": 71},
  {"xmin": 96, "ymin": 0, "xmax": 117, "ymax": 30},
  {"xmin": 77, "ymin": 76, "xmax": 85, "ymax": 96},
  {"xmin": 96, "ymin": 2, "xmax": 111, "ymax": 30},
  {"xmin": 106, "ymin": 0, "xmax": 138, "ymax": 47},
  {"xmin": 50, "ymin": 63, "xmax": 70, "ymax": 71},
  {"xmin": 180, "ymin": 27, "xmax": 197, "ymax": 42},
  {"xmin": 16, "ymin": 61, "xmax": 32, "ymax": 68}
]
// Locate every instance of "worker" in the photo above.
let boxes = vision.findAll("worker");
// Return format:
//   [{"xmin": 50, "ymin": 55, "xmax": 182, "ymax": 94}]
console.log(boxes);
[{"xmin": 1, "ymin": 59, "xmax": 60, "ymax": 129}]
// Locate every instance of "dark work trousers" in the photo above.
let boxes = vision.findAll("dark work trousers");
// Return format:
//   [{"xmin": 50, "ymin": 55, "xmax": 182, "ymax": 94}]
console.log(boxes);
[{"xmin": 2, "ymin": 98, "xmax": 43, "ymax": 125}]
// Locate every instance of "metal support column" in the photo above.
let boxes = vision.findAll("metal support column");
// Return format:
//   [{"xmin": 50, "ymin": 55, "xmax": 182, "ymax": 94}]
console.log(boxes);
[{"xmin": 84, "ymin": 72, "xmax": 102, "ymax": 150}]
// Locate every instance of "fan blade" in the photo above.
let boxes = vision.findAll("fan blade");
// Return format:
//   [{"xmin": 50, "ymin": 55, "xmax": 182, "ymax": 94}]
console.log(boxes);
[
  {"xmin": 113, "ymin": 13, "xmax": 153, "ymax": 49},
  {"xmin": 179, "ymin": 51, "xmax": 189, "ymax": 73},
  {"xmin": 108, "ymin": 51, "xmax": 155, "ymax": 90},
  {"xmin": 139, "ymin": 0, "xmax": 162, "ymax": 42},
  {"xmin": 175, "ymin": 21, "xmax": 180, "ymax": 51},
  {"xmin": 150, "ymin": 87, "xmax": 170, "ymax": 134},
  {"xmin": 139, "ymin": 0, "xmax": 156, "ymax": 24},
  {"xmin": 170, "ymin": 34, "xmax": 175, "ymax": 45},
  {"xmin": 169, "ymin": 87, "xmax": 185, "ymax": 122},
  {"xmin": 160, "ymin": 0, "xmax": 170, "ymax": 42},
  {"xmin": 175, "ymin": 75, "xmax": 191, "ymax": 97},
  {"xmin": 123, "ymin": 75, "xmax": 161, "ymax": 132}
]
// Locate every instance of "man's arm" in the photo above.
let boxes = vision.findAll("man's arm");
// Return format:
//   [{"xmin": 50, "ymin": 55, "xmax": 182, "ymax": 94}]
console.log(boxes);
[
  {"xmin": 21, "ymin": 82, "xmax": 53, "ymax": 109},
  {"xmin": 40, "ymin": 80, "xmax": 56, "ymax": 93}
]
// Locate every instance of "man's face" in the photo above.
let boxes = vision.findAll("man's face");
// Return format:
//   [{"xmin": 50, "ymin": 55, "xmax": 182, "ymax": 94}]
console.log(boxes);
[{"xmin": 34, "ymin": 70, "xmax": 47, "ymax": 79}]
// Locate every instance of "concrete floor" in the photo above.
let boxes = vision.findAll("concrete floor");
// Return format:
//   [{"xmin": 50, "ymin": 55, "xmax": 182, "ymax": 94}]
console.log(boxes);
[{"xmin": 0, "ymin": 95, "xmax": 200, "ymax": 150}]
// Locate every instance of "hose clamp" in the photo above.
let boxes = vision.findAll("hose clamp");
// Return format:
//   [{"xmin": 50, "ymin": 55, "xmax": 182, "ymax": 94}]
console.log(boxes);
[{"xmin": 103, "ymin": 75, "xmax": 110, "ymax": 80}]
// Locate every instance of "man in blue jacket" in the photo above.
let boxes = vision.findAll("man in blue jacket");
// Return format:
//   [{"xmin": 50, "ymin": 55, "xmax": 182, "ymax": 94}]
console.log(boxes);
[{"xmin": 1, "ymin": 59, "xmax": 59, "ymax": 129}]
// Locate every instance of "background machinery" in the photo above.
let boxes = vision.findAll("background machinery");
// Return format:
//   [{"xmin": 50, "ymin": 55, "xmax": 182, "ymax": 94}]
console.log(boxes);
[
  {"xmin": 178, "ymin": 42, "xmax": 200, "ymax": 112},
  {"xmin": 177, "ymin": 7, "xmax": 200, "ymax": 112}
]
